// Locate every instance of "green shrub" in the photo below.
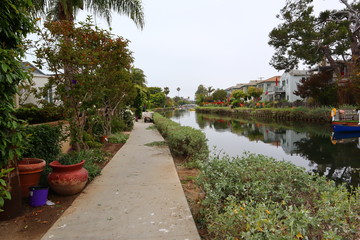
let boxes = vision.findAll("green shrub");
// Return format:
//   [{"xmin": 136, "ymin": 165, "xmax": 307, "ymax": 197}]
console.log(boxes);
[
  {"xmin": 108, "ymin": 132, "xmax": 129, "ymax": 144},
  {"xmin": 198, "ymin": 153, "xmax": 360, "ymax": 240},
  {"xmin": 15, "ymin": 104, "xmax": 65, "ymax": 124},
  {"xmin": 57, "ymin": 149, "xmax": 108, "ymax": 181},
  {"xmin": 22, "ymin": 124, "xmax": 62, "ymax": 163},
  {"xmin": 111, "ymin": 118, "xmax": 126, "ymax": 133},
  {"xmin": 153, "ymin": 113, "xmax": 209, "ymax": 162}
]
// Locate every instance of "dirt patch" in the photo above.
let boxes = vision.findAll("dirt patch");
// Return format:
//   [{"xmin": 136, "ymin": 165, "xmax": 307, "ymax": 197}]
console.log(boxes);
[
  {"xmin": 0, "ymin": 143, "xmax": 124, "ymax": 240},
  {"xmin": 173, "ymin": 157, "xmax": 210, "ymax": 239}
]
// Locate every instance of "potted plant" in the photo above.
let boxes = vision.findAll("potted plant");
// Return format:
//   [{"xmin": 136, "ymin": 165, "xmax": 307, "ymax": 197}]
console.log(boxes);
[
  {"xmin": 18, "ymin": 158, "xmax": 46, "ymax": 198},
  {"xmin": 48, "ymin": 160, "xmax": 88, "ymax": 195}
]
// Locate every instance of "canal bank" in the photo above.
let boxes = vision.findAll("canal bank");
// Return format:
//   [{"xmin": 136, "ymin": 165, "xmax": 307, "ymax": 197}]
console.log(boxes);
[{"xmin": 196, "ymin": 106, "xmax": 331, "ymax": 122}]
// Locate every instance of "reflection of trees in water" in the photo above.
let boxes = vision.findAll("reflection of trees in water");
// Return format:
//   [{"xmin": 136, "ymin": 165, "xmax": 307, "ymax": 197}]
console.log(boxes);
[
  {"xmin": 181, "ymin": 111, "xmax": 360, "ymax": 187},
  {"xmin": 294, "ymin": 135, "xmax": 360, "ymax": 186}
]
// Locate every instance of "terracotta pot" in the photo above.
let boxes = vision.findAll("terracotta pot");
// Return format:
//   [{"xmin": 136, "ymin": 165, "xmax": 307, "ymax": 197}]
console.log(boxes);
[
  {"xmin": 100, "ymin": 136, "xmax": 108, "ymax": 143},
  {"xmin": 18, "ymin": 158, "xmax": 46, "ymax": 198},
  {"xmin": 0, "ymin": 164, "xmax": 22, "ymax": 221},
  {"xmin": 48, "ymin": 160, "xmax": 88, "ymax": 195}
]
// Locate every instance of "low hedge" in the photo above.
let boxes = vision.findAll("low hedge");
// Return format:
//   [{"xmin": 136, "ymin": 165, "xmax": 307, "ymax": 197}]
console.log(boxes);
[
  {"xmin": 22, "ymin": 124, "xmax": 63, "ymax": 163},
  {"xmin": 15, "ymin": 104, "xmax": 65, "ymax": 124},
  {"xmin": 197, "ymin": 106, "xmax": 331, "ymax": 122},
  {"xmin": 198, "ymin": 153, "xmax": 360, "ymax": 240},
  {"xmin": 153, "ymin": 113, "xmax": 209, "ymax": 162}
]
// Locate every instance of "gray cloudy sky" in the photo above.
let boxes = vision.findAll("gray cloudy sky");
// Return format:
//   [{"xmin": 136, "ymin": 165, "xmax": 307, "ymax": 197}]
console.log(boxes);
[{"xmin": 77, "ymin": 0, "xmax": 343, "ymax": 98}]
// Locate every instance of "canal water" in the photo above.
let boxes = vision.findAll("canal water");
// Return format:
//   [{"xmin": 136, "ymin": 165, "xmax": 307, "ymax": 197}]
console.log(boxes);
[{"xmin": 166, "ymin": 110, "xmax": 360, "ymax": 187}]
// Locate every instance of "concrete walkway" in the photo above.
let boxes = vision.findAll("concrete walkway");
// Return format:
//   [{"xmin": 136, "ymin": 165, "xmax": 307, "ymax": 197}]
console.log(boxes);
[{"xmin": 41, "ymin": 121, "xmax": 200, "ymax": 240}]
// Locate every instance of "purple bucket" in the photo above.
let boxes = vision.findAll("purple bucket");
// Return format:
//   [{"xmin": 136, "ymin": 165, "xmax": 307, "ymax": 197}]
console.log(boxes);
[{"xmin": 29, "ymin": 186, "xmax": 48, "ymax": 207}]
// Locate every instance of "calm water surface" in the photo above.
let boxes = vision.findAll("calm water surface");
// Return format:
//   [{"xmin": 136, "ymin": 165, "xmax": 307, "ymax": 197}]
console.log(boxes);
[{"xmin": 166, "ymin": 110, "xmax": 360, "ymax": 187}]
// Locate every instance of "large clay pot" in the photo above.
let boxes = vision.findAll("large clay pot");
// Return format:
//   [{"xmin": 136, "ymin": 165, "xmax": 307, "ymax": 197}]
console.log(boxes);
[
  {"xmin": 18, "ymin": 158, "xmax": 46, "ymax": 198},
  {"xmin": 48, "ymin": 160, "xmax": 88, "ymax": 195}
]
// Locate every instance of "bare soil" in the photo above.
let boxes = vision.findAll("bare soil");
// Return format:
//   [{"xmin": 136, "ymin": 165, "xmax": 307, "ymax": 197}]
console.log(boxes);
[
  {"xmin": 173, "ymin": 157, "xmax": 210, "ymax": 239},
  {"xmin": 0, "ymin": 143, "xmax": 123, "ymax": 240}
]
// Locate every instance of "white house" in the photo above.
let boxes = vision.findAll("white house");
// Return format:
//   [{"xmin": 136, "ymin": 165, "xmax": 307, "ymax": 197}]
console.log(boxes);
[
  {"xmin": 279, "ymin": 69, "xmax": 309, "ymax": 102},
  {"xmin": 256, "ymin": 76, "xmax": 280, "ymax": 102},
  {"xmin": 20, "ymin": 62, "xmax": 53, "ymax": 106}
]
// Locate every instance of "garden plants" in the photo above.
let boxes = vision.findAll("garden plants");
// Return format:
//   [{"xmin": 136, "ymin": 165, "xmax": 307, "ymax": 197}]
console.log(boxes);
[{"xmin": 198, "ymin": 153, "xmax": 360, "ymax": 239}]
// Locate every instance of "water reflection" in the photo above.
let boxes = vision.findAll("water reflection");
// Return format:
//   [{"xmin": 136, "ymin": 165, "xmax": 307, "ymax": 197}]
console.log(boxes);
[{"xmin": 166, "ymin": 110, "xmax": 360, "ymax": 187}]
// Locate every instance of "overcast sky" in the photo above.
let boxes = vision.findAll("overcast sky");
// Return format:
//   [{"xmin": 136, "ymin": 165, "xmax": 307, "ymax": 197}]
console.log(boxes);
[{"xmin": 68, "ymin": 1, "xmax": 343, "ymax": 98}]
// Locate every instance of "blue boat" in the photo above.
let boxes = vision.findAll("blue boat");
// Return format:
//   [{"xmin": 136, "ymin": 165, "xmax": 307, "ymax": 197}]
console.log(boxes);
[
  {"xmin": 332, "ymin": 131, "xmax": 360, "ymax": 140},
  {"xmin": 332, "ymin": 124, "xmax": 360, "ymax": 133}
]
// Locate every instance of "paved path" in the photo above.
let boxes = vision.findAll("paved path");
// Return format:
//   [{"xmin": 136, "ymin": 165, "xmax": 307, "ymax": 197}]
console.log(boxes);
[{"xmin": 41, "ymin": 121, "xmax": 200, "ymax": 240}]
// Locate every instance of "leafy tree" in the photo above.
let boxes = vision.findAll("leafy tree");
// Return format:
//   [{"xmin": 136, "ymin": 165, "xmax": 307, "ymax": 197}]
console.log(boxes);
[
  {"xmin": 269, "ymin": 0, "xmax": 360, "ymax": 75},
  {"xmin": 212, "ymin": 89, "xmax": 227, "ymax": 101},
  {"xmin": 131, "ymin": 68, "xmax": 147, "ymax": 117},
  {"xmin": 0, "ymin": 0, "xmax": 35, "ymax": 211},
  {"xmin": 195, "ymin": 84, "xmax": 208, "ymax": 105},
  {"xmin": 294, "ymin": 71, "xmax": 338, "ymax": 105},
  {"xmin": 195, "ymin": 84, "xmax": 208, "ymax": 96},
  {"xmin": 33, "ymin": 0, "xmax": 144, "ymax": 28},
  {"xmin": 230, "ymin": 90, "xmax": 248, "ymax": 107},
  {"xmin": 164, "ymin": 87, "xmax": 170, "ymax": 96},
  {"xmin": 247, "ymin": 87, "xmax": 263, "ymax": 101},
  {"xmin": 35, "ymin": 18, "xmax": 134, "ymax": 149},
  {"xmin": 149, "ymin": 92, "xmax": 166, "ymax": 108},
  {"xmin": 148, "ymin": 87, "xmax": 163, "ymax": 95}
]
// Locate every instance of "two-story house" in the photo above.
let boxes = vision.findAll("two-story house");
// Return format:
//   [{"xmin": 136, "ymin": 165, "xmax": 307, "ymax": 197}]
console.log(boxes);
[
  {"xmin": 278, "ymin": 70, "xmax": 309, "ymax": 102},
  {"xmin": 256, "ymin": 76, "xmax": 280, "ymax": 102}
]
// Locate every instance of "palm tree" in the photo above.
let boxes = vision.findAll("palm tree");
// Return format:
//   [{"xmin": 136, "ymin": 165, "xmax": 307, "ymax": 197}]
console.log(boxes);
[
  {"xmin": 33, "ymin": 0, "xmax": 144, "ymax": 28},
  {"xmin": 131, "ymin": 67, "xmax": 147, "ymax": 86},
  {"xmin": 164, "ymin": 87, "xmax": 170, "ymax": 97},
  {"xmin": 207, "ymin": 86, "xmax": 214, "ymax": 97}
]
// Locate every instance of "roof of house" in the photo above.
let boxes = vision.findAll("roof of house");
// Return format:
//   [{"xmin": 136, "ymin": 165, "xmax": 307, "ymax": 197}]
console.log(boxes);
[
  {"xmin": 22, "ymin": 62, "xmax": 48, "ymax": 76},
  {"xmin": 260, "ymin": 76, "xmax": 281, "ymax": 83}
]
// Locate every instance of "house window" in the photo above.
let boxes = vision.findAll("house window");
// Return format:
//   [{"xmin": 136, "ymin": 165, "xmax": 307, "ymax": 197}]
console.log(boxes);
[
  {"xmin": 45, "ymin": 86, "xmax": 54, "ymax": 103},
  {"xmin": 287, "ymin": 96, "xmax": 289, "ymax": 100}
]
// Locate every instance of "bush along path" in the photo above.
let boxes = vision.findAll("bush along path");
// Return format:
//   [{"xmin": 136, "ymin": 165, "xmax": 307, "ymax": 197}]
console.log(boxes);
[{"xmin": 153, "ymin": 113, "xmax": 360, "ymax": 240}]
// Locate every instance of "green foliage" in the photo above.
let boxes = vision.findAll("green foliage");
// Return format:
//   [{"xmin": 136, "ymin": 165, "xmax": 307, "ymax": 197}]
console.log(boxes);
[
  {"xmin": 57, "ymin": 149, "xmax": 108, "ymax": 181},
  {"xmin": 22, "ymin": 124, "xmax": 62, "ymax": 163},
  {"xmin": 0, "ymin": 0, "xmax": 35, "ymax": 168},
  {"xmin": 198, "ymin": 153, "xmax": 360, "ymax": 239},
  {"xmin": 108, "ymin": 132, "xmax": 129, "ymax": 144},
  {"xmin": 35, "ymin": 18, "xmax": 135, "ymax": 148},
  {"xmin": 33, "ymin": 0, "xmax": 144, "ymax": 28},
  {"xmin": 247, "ymin": 86, "xmax": 263, "ymax": 100},
  {"xmin": 15, "ymin": 104, "xmax": 65, "ymax": 124},
  {"xmin": 197, "ymin": 106, "xmax": 332, "ymax": 122},
  {"xmin": 110, "ymin": 118, "xmax": 126, "ymax": 133},
  {"xmin": 149, "ymin": 91, "xmax": 166, "ymax": 108},
  {"xmin": 0, "ymin": 0, "xmax": 35, "ymax": 212},
  {"xmin": 153, "ymin": 113, "xmax": 209, "ymax": 162},
  {"xmin": 144, "ymin": 141, "xmax": 167, "ymax": 147},
  {"xmin": 268, "ymin": 0, "xmax": 359, "ymax": 74},
  {"xmin": 294, "ymin": 72, "xmax": 338, "ymax": 106},
  {"xmin": 212, "ymin": 89, "xmax": 227, "ymax": 101},
  {"xmin": 0, "ymin": 168, "xmax": 14, "ymax": 212}
]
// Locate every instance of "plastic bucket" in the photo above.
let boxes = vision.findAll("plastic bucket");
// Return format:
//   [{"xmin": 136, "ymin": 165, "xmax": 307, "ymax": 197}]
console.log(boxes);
[{"xmin": 29, "ymin": 186, "xmax": 48, "ymax": 207}]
